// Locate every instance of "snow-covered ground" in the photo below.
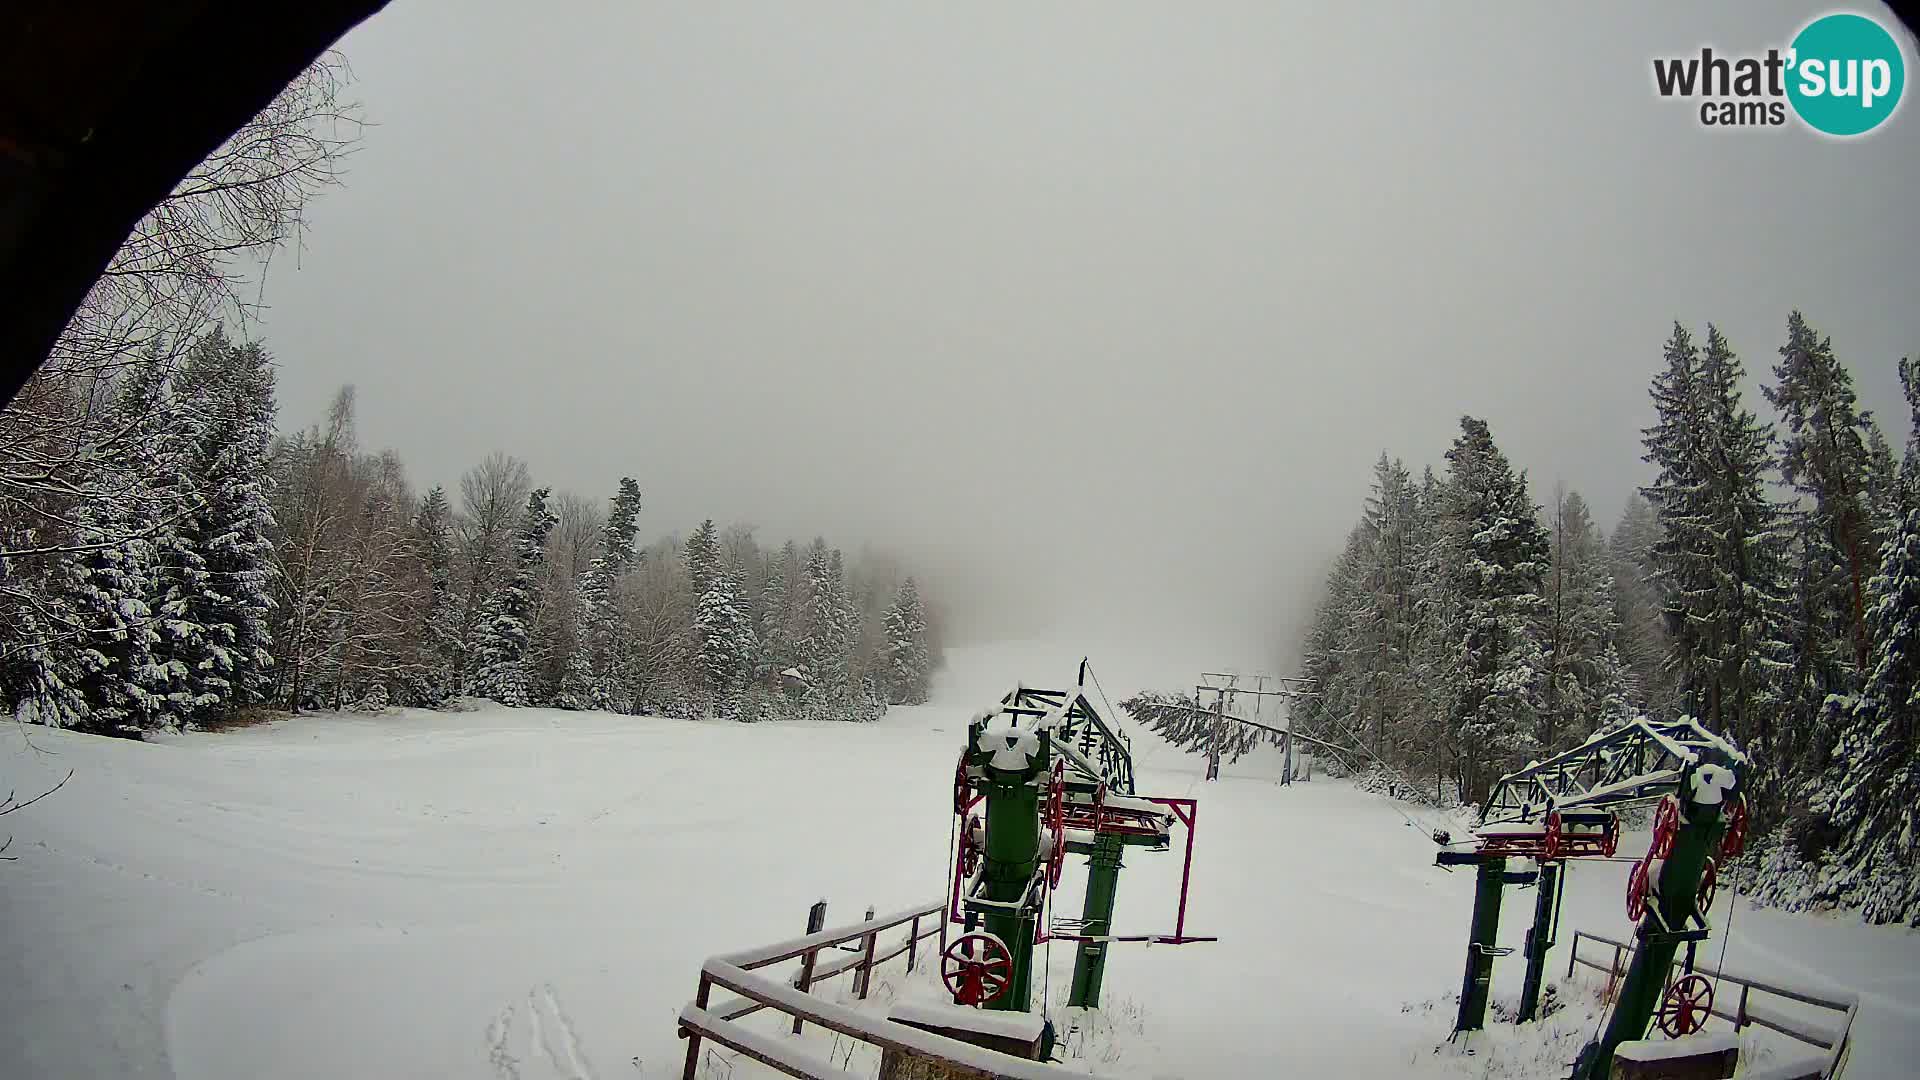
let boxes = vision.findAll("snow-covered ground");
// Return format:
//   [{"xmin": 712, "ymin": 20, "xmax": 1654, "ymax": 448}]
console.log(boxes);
[{"xmin": 2, "ymin": 641, "xmax": 1916, "ymax": 1078}]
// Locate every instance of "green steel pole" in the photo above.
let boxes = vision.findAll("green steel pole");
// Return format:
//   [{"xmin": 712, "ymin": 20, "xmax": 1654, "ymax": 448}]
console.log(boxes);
[
  {"xmin": 1067, "ymin": 831, "xmax": 1125, "ymax": 1008},
  {"xmin": 1517, "ymin": 860, "xmax": 1560, "ymax": 1022},
  {"xmin": 1454, "ymin": 854, "xmax": 1507, "ymax": 1034},
  {"xmin": 971, "ymin": 726, "xmax": 1048, "ymax": 1013},
  {"xmin": 1577, "ymin": 769, "xmax": 1732, "ymax": 1080},
  {"xmin": 980, "ymin": 771, "xmax": 1040, "ymax": 1011}
]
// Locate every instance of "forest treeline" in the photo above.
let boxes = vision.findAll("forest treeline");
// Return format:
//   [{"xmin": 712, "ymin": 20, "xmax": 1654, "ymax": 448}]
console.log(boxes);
[
  {"xmin": 0, "ymin": 334, "xmax": 945, "ymax": 732},
  {"xmin": 0, "ymin": 58, "xmax": 943, "ymax": 737},
  {"xmin": 1290, "ymin": 312, "xmax": 1920, "ymax": 924}
]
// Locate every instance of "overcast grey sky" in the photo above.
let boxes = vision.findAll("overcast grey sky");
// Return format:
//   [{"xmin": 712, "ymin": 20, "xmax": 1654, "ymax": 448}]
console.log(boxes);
[{"xmin": 255, "ymin": 2, "xmax": 1920, "ymax": 670}]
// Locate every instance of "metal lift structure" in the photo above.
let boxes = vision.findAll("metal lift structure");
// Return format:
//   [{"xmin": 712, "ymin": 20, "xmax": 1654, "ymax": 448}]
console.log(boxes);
[
  {"xmin": 1434, "ymin": 717, "xmax": 1750, "ymax": 1080},
  {"xmin": 941, "ymin": 661, "xmax": 1214, "ymax": 1035}
]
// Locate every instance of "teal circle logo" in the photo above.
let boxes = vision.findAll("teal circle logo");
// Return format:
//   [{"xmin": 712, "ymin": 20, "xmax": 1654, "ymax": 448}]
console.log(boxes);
[{"xmin": 1787, "ymin": 13, "xmax": 1906, "ymax": 136}]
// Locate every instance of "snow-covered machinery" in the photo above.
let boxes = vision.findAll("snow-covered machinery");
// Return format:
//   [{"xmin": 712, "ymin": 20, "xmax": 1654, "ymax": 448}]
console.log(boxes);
[
  {"xmin": 945, "ymin": 661, "xmax": 1211, "ymax": 1027},
  {"xmin": 1436, "ymin": 718, "xmax": 1748, "ymax": 1076}
]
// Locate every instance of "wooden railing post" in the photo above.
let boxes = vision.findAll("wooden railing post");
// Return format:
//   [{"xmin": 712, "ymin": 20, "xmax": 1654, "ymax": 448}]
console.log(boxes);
[
  {"xmin": 1567, "ymin": 932, "xmax": 1579, "ymax": 979},
  {"xmin": 792, "ymin": 900, "xmax": 827, "ymax": 1036},
  {"xmin": 855, "ymin": 906, "xmax": 878, "ymax": 999},
  {"xmin": 1737, "ymin": 984, "xmax": 1750, "ymax": 1029},
  {"xmin": 908, "ymin": 914, "xmax": 922, "ymax": 972},
  {"xmin": 682, "ymin": 972, "xmax": 711, "ymax": 1080},
  {"xmin": 859, "ymin": 930, "xmax": 880, "ymax": 999}
]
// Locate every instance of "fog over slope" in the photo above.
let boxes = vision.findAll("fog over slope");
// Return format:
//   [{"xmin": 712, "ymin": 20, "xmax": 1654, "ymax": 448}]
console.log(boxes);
[{"xmin": 255, "ymin": 2, "xmax": 1920, "ymax": 671}]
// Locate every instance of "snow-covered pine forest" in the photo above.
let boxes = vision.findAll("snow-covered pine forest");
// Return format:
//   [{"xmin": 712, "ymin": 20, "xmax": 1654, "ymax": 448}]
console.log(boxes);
[
  {"xmin": 0, "ymin": 353, "xmax": 947, "ymax": 734},
  {"xmin": 1285, "ymin": 315, "xmax": 1920, "ymax": 925}
]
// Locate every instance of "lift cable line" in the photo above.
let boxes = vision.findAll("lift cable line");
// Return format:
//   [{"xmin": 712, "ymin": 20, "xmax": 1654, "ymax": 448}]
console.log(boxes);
[{"xmin": 1126, "ymin": 674, "xmax": 1459, "ymax": 842}]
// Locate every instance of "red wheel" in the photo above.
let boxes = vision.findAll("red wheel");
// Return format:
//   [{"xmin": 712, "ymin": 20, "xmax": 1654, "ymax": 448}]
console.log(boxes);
[
  {"xmin": 1721, "ymin": 795, "xmax": 1748, "ymax": 858},
  {"xmin": 941, "ymin": 932, "xmax": 1014, "ymax": 1006},
  {"xmin": 1542, "ymin": 811, "xmax": 1562, "ymax": 861},
  {"xmin": 1655, "ymin": 974, "xmax": 1714, "ymax": 1037},
  {"xmin": 1626, "ymin": 857, "xmax": 1652, "ymax": 923},
  {"xmin": 959, "ymin": 814, "xmax": 982, "ymax": 877},
  {"xmin": 954, "ymin": 751, "xmax": 972, "ymax": 815},
  {"xmin": 1602, "ymin": 814, "xmax": 1620, "ymax": 858},
  {"xmin": 1045, "ymin": 760, "xmax": 1066, "ymax": 889},
  {"xmin": 1697, "ymin": 856, "xmax": 1718, "ymax": 913},
  {"xmin": 1651, "ymin": 797, "xmax": 1679, "ymax": 859}
]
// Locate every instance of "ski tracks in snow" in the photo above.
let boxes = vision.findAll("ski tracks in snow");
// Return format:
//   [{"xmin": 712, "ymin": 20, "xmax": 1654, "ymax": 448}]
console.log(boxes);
[{"xmin": 488, "ymin": 984, "xmax": 598, "ymax": 1080}]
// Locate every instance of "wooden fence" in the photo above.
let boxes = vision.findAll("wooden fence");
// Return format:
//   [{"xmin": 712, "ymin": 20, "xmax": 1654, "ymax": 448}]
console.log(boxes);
[
  {"xmin": 1566, "ymin": 929, "xmax": 1858, "ymax": 1080},
  {"xmin": 678, "ymin": 899, "xmax": 1106, "ymax": 1080}
]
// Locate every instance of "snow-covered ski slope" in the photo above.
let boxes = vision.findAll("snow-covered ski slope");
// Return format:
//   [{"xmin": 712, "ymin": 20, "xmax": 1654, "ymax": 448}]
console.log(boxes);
[{"xmin": 2, "ymin": 641, "xmax": 1916, "ymax": 1079}]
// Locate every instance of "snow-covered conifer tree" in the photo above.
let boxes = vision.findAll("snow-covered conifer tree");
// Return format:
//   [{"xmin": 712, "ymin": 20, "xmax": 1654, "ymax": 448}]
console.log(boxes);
[
  {"xmin": 556, "ymin": 477, "xmax": 641, "ymax": 711},
  {"xmin": 1609, "ymin": 494, "xmax": 1677, "ymax": 717},
  {"xmin": 1766, "ymin": 311, "xmax": 1881, "ymax": 674},
  {"xmin": 880, "ymin": 577, "xmax": 933, "ymax": 704},
  {"xmin": 1642, "ymin": 324, "xmax": 1793, "ymax": 771},
  {"xmin": 1441, "ymin": 416, "xmax": 1550, "ymax": 802},
  {"xmin": 685, "ymin": 519, "xmax": 721, "ymax": 598},
  {"xmin": 470, "ymin": 487, "xmax": 557, "ymax": 706},
  {"xmin": 408, "ymin": 486, "xmax": 460, "ymax": 704},
  {"xmin": 694, "ymin": 569, "xmax": 756, "ymax": 715},
  {"xmin": 174, "ymin": 331, "xmax": 279, "ymax": 716},
  {"xmin": 1540, "ymin": 489, "xmax": 1631, "ymax": 751},
  {"xmin": 1794, "ymin": 508, "xmax": 1920, "ymax": 923}
]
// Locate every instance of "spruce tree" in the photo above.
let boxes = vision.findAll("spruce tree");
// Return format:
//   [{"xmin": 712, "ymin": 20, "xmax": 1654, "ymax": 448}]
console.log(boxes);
[
  {"xmin": 558, "ymin": 477, "xmax": 641, "ymax": 711},
  {"xmin": 1609, "ymin": 494, "xmax": 1678, "ymax": 717},
  {"xmin": 694, "ymin": 569, "xmax": 756, "ymax": 714},
  {"xmin": 56, "ymin": 359, "xmax": 180, "ymax": 733},
  {"xmin": 1805, "ymin": 507, "xmax": 1920, "ymax": 923},
  {"xmin": 176, "ymin": 332, "xmax": 280, "ymax": 715},
  {"xmin": 1407, "ymin": 466, "xmax": 1462, "ymax": 797},
  {"xmin": 1766, "ymin": 311, "xmax": 1880, "ymax": 672},
  {"xmin": 1900, "ymin": 357, "xmax": 1920, "ymax": 510},
  {"xmin": 143, "ymin": 353, "xmax": 217, "ymax": 725},
  {"xmin": 1355, "ymin": 454, "xmax": 1420, "ymax": 757},
  {"xmin": 412, "ymin": 486, "xmax": 460, "ymax": 703},
  {"xmin": 881, "ymin": 577, "xmax": 933, "ymax": 704},
  {"xmin": 1441, "ymin": 416, "xmax": 1550, "ymax": 802},
  {"xmin": 1541, "ymin": 489, "xmax": 1631, "ymax": 751},
  {"xmin": 1865, "ymin": 426, "xmax": 1901, "ymax": 535},
  {"xmin": 1777, "ymin": 524, "xmax": 1855, "ymax": 783},
  {"xmin": 470, "ymin": 487, "xmax": 557, "ymax": 706},
  {"xmin": 685, "ymin": 519, "xmax": 721, "ymax": 598},
  {"xmin": 758, "ymin": 542, "xmax": 800, "ymax": 678},
  {"xmin": 1642, "ymin": 324, "xmax": 1793, "ymax": 768},
  {"xmin": 798, "ymin": 541, "xmax": 857, "ymax": 715},
  {"xmin": 1299, "ymin": 525, "xmax": 1372, "ymax": 749}
]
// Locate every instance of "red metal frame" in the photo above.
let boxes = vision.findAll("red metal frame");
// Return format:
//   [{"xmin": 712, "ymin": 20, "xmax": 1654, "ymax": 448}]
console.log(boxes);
[
  {"xmin": 1039, "ymin": 795, "xmax": 1216, "ymax": 946},
  {"xmin": 947, "ymin": 791, "xmax": 987, "ymax": 926},
  {"xmin": 1626, "ymin": 855, "xmax": 1651, "ymax": 922},
  {"xmin": 1475, "ymin": 811, "xmax": 1619, "ymax": 861},
  {"xmin": 1651, "ymin": 796, "xmax": 1679, "ymax": 859},
  {"xmin": 1721, "ymin": 795, "xmax": 1748, "ymax": 857}
]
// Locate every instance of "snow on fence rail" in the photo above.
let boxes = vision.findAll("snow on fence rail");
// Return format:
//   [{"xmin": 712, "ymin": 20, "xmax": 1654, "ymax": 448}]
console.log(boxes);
[
  {"xmin": 678, "ymin": 899, "xmax": 1116, "ymax": 1080},
  {"xmin": 1566, "ymin": 929, "xmax": 1857, "ymax": 1080}
]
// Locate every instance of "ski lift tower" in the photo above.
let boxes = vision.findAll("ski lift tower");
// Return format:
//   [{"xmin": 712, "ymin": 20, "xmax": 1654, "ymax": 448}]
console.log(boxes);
[
  {"xmin": 1195, "ymin": 672, "xmax": 1293, "ymax": 781},
  {"xmin": 1431, "ymin": 718, "xmax": 1749, "ymax": 1079},
  {"xmin": 946, "ymin": 661, "xmax": 1214, "ymax": 1021}
]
